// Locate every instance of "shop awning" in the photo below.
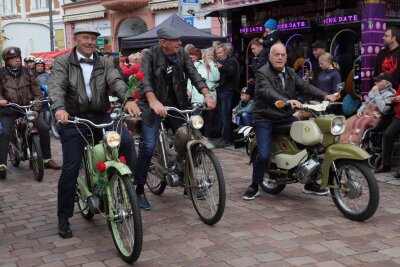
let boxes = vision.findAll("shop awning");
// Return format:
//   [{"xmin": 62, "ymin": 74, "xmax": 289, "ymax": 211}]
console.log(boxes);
[
  {"xmin": 63, "ymin": 11, "xmax": 105, "ymax": 22},
  {"xmin": 196, "ymin": 0, "xmax": 277, "ymax": 17},
  {"xmin": 150, "ymin": 0, "xmax": 214, "ymax": 11}
]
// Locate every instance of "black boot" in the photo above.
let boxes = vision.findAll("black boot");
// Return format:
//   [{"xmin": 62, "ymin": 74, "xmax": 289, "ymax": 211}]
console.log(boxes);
[{"xmin": 58, "ymin": 216, "xmax": 72, "ymax": 239}]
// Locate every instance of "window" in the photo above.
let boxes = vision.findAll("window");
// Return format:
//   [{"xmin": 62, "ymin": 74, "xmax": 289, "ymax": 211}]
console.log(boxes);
[
  {"xmin": 31, "ymin": 0, "xmax": 50, "ymax": 11},
  {"xmin": 0, "ymin": 0, "xmax": 16, "ymax": 15}
]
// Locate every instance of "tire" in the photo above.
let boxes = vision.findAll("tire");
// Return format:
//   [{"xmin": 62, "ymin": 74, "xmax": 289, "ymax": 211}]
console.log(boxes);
[
  {"xmin": 76, "ymin": 153, "xmax": 94, "ymax": 221},
  {"xmin": 260, "ymin": 176, "xmax": 286, "ymax": 195},
  {"xmin": 189, "ymin": 147, "xmax": 226, "ymax": 225},
  {"xmin": 330, "ymin": 160, "xmax": 379, "ymax": 221},
  {"xmin": 146, "ymin": 138, "xmax": 167, "ymax": 195},
  {"xmin": 50, "ymin": 115, "xmax": 60, "ymax": 140},
  {"xmin": 8, "ymin": 143, "xmax": 20, "ymax": 167},
  {"xmin": 108, "ymin": 173, "xmax": 142, "ymax": 263},
  {"xmin": 30, "ymin": 135, "xmax": 44, "ymax": 182}
]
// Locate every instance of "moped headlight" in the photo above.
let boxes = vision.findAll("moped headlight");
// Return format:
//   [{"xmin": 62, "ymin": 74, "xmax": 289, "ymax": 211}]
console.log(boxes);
[
  {"xmin": 26, "ymin": 111, "xmax": 36, "ymax": 121},
  {"xmin": 105, "ymin": 131, "xmax": 121, "ymax": 148},
  {"xmin": 331, "ymin": 117, "xmax": 345, "ymax": 135},
  {"xmin": 189, "ymin": 115, "xmax": 204, "ymax": 130}
]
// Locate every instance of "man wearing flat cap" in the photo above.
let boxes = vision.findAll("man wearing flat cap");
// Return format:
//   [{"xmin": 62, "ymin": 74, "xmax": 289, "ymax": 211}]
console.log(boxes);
[
  {"xmin": 134, "ymin": 26, "xmax": 216, "ymax": 209},
  {"xmin": 310, "ymin": 40, "xmax": 327, "ymax": 83},
  {"xmin": 48, "ymin": 23, "xmax": 141, "ymax": 239}
]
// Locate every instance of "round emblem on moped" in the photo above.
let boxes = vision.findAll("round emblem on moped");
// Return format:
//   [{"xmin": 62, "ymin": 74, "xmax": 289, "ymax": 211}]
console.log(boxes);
[{"xmin": 304, "ymin": 127, "xmax": 310, "ymax": 133}]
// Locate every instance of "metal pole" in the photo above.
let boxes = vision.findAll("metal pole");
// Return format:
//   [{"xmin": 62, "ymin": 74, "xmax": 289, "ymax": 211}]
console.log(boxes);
[
  {"xmin": 49, "ymin": 0, "xmax": 54, "ymax": 51},
  {"xmin": 178, "ymin": 0, "xmax": 182, "ymax": 16}
]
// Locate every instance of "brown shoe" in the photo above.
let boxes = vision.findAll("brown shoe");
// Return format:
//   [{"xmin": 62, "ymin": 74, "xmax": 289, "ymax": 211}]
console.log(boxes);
[
  {"xmin": 0, "ymin": 166, "xmax": 6, "ymax": 180},
  {"xmin": 44, "ymin": 160, "xmax": 61, "ymax": 170},
  {"xmin": 395, "ymin": 170, "xmax": 400, "ymax": 179},
  {"xmin": 374, "ymin": 164, "xmax": 391, "ymax": 174}
]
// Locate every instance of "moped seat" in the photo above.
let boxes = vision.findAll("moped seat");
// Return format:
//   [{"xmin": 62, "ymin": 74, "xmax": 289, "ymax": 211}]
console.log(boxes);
[{"xmin": 272, "ymin": 124, "xmax": 291, "ymax": 134}]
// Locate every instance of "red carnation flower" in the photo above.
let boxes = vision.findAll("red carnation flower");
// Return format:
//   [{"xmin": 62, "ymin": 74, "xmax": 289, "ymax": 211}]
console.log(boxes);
[
  {"xmin": 135, "ymin": 71, "xmax": 145, "ymax": 81},
  {"xmin": 119, "ymin": 156, "xmax": 127, "ymax": 164},
  {"xmin": 97, "ymin": 161, "xmax": 106, "ymax": 172},
  {"xmin": 132, "ymin": 91, "xmax": 139, "ymax": 101}
]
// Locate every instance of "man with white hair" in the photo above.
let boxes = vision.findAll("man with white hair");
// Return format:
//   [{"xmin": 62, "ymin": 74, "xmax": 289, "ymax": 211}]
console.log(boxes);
[{"xmin": 242, "ymin": 42, "xmax": 337, "ymax": 200}]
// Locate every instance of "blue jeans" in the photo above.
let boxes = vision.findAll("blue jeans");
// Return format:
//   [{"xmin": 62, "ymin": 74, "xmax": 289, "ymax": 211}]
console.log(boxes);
[
  {"xmin": 134, "ymin": 113, "xmax": 184, "ymax": 186},
  {"xmin": 57, "ymin": 114, "xmax": 136, "ymax": 218},
  {"xmin": 239, "ymin": 112, "xmax": 253, "ymax": 127},
  {"xmin": 252, "ymin": 117, "xmax": 297, "ymax": 185},
  {"xmin": 217, "ymin": 89, "xmax": 233, "ymax": 142}
]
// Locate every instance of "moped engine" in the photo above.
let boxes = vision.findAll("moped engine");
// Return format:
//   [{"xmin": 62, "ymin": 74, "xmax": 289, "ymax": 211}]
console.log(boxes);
[{"xmin": 293, "ymin": 158, "xmax": 320, "ymax": 184}]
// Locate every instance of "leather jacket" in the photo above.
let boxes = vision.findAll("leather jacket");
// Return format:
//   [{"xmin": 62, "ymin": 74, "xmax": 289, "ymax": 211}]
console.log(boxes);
[
  {"xmin": 48, "ymin": 47, "xmax": 128, "ymax": 117},
  {"xmin": 253, "ymin": 62, "xmax": 327, "ymax": 123},
  {"xmin": 138, "ymin": 45, "xmax": 207, "ymax": 126},
  {"xmin": 0, "ymin": 66, "xmax": 42, "ymax": 112}
]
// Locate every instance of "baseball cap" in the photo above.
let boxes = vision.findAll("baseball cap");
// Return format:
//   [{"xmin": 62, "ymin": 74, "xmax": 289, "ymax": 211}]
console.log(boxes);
[{"xmin": 373, "ymin": 73, "xmax": 394, "ymax": 85}]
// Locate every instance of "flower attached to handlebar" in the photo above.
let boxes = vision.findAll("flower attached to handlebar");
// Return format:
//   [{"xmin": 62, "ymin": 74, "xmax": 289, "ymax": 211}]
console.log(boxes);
[
  {"xmin": 97, "ymin": 161, "xmax": 107, "ymax": 172},
  {"xmin": 125, "ymin": 71, "xmax": 145, "ymax": 102},
  {"xmin": 119, "ymin": 156, "xmax": 127, "ymax": 164}
]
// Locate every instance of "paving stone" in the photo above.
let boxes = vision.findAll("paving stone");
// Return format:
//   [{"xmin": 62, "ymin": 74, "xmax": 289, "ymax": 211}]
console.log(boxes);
[
  {"xmin": 285, "ymin": 256, "xmax": 317, "ymax": 266},
  {"xmin": 227, "ymin": 256, "xmax": 259, "ymax": 267},
  {"xmin": 316, "ymin": 261, "xmax": 345, "ymax": 267}
]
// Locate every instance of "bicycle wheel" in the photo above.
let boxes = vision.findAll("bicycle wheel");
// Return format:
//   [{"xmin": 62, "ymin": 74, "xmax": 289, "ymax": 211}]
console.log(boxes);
[
  {"xmin": 189, "ymin": 147, "xmax": 226, "ymax": 225},
  {"xmin": 147, "ymin": 139, "xmax": 166, "ymax": 195},
  {"xmin": 76, "ymin": 153, "xmax": 94, "ymax": 221},
  {"xmin": 108, "ymin": 173, "xmax": 142, "ymax": 263},
  {"xmin": 30, "ymin": 135, "xmax": 44, "ymax": 181}
]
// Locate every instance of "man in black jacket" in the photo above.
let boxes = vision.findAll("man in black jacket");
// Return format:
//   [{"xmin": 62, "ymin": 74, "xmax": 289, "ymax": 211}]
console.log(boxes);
[
  {"xmin": 374, "ymin": 27, "xmax": 400, "ymax": 89},
  {"xmin": 135, "ymin": 26, "xmax": 216, "ymax": 209},
  {"xmin": 242, "ymin": 42, "xmax": 337, "ymax": 200},
  {"xmin": 215, "ymin": 44, "xmax": 240, "ymax": 147}
]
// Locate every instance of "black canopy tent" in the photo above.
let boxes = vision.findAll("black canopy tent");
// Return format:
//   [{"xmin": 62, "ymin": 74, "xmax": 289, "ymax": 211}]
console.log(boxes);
[{"xmin": 121, "ymin": 14, "xmax": 226, "ymax": 52}]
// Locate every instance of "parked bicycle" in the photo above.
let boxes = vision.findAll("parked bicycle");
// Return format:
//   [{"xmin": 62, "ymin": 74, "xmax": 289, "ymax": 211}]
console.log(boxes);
[
  {"xmin": 8, "ymin": 101, "xmax": 45, "ymax": 181},
  {"xmin": 40, "ymin": 84, "xmax": 60, "ymax": 139},
  {"xmin": 146, "ymin": 104, "xmax": 226, "ymax": 225},
  {"xmin": 71, "ymin": 106, "xmax": 142, "ymax": 263}
]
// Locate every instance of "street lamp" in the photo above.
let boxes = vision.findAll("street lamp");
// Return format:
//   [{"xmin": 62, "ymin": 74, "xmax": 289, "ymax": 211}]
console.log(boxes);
[{"xmin": 49, "ymin": 0, "xmax": 54, "ymax": 51}]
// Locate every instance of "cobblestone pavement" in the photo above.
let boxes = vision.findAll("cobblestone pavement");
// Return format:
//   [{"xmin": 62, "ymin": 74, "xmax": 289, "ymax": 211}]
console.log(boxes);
[{"xmin": 1, "ymin": 140, "xmax": 400, "ymax": 267}]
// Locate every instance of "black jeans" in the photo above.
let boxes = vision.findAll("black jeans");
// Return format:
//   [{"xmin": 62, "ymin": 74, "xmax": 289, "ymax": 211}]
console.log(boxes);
[
  {"xmin": 57, "ymin": 114, "xmax": 136, "ymax": 218},
  {"xmin": 382, "ymin": 117, "xmax": 400, "ymax": 166},
  {"xmin": 0, "ymin": 108, "xmax": 52, "ymax": 167}
]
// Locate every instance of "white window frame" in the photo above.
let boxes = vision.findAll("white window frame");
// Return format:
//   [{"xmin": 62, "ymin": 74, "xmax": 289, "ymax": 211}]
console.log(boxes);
[
  {"xmin": 31, "ymin": 0, "xmax": 51, "ymax": 11},
  {"xmin": 0, "ymin": 0, "xmax": 17, "ymax": 15}
]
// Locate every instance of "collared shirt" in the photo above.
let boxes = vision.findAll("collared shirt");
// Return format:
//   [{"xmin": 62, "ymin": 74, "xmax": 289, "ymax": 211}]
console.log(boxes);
[{"xmin": 76, "ymin": 51, "xmax": 93, "ymax": 102}]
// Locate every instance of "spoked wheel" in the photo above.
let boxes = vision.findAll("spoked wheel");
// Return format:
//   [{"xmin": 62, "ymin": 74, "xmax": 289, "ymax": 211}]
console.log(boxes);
[
  {"xmin": 189, "ymin": 147, "xmax": 225, "ymax": 225},
  {"xmin": 76, "ymin": 154, "xmax": 94, "ymax": 221},
  {"xmin": 146, "ymin": 140, "xmax": 166, "ymax": 195},
  {"xmin": 29, "ymin": 135, "xmax": 44, "ymax": 182},
  {"xmin": 330, "ymin": 160, "xmax": 379, "ymax": 221},
  {"xmin": 108, "ymin": 173, "xmax": 142, "ymax": 263},
  {"xmin": 261, "ymin": 176, "xmax": 286, "ymax": 195},
  {"xmin": 50, "ymin": 115, "xmax": 60, "ymax": 140},
  {"xmin": 8, "ymin": 143, "xmax": 20, "ymax": 167}
]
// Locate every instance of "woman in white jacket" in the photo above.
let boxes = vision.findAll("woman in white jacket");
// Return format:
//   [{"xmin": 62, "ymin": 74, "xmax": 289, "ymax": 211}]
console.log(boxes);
[{"xmin": 187, "ymin": 48, "xmax": 220, "ymax": 137}]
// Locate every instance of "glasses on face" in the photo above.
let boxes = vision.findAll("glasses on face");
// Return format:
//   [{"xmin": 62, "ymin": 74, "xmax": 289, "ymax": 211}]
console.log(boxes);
[{"xmin": 384, "ymin": 34, "xmax": 392, "ymax": 38}]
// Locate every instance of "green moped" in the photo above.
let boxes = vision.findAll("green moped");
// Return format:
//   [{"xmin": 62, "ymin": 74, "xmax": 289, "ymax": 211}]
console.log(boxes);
[{"xmin": 243, "ymin": 99, "xmax": 379, "ymax": 222}]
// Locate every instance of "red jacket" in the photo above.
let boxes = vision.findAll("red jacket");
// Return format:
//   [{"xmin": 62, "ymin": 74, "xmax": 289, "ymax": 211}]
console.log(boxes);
[{"xmin": 394, "ymin": 85, "xmax": 400, "ymax": 119}]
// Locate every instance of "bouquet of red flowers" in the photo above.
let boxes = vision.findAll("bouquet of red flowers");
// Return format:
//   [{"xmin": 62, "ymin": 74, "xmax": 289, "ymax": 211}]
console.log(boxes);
[{"xmin": 125, "ymin": 71, "xmax": 144, "ymax": 101}]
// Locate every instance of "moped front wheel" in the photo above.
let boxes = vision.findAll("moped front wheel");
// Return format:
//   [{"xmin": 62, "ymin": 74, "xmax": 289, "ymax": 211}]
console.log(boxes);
[
  {"xmin": 330, "ymin": 160, "xmax": 379, "ymax": 221},
  {"xmin": 189, "ymin": 147, "xmax": 226, "ymax": 225},
  {"xmin": 29, "ymin": 135, "xmax": 44, "ymax": 182},
  {"xmin": 108, "ymin": 173, "xmax": 142, "ymax": 263}
]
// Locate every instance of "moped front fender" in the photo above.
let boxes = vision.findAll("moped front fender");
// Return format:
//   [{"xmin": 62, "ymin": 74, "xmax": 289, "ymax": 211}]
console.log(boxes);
[
  {"xmin": 321, "ymin": 144, "xmax": 370, "ymax": 187},
  {"xmin": 105, "ymin": 161, "xmax": 132, "ymax": 177}
]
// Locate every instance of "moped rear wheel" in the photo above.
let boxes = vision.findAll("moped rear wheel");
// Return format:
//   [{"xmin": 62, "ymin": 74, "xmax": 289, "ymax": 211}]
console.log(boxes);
[
  {"xmin": 8, "ymin": 143, "xmax": 20, "ymax": 167},
  {"xmin": 76, "ymin": 154, "xmax": 94, "ymax": 221},
  {"xmin": 30, "ymin": 135, "xmax": 44, "ymax": 182},
  {"xmin": 50, "ymin": 114, "xmax": 60, "ymax": 140},
  {"xmin": 108, "ymin": 173, "xmax": 142, "ymax": 263},
  {"xmin": 147, "ymin": 141, "xmax": 166, "ymax": 195},
  {"xmin": 189, "ymin": 147, "xmax": 226, "ymax": 225},
  {"xmin": 260, "ymin": 177, "xmax": 286, "ymax": 195},
  {"xmin": 330, "ymin": 160, "xmax": 379, "ymax": 221}
]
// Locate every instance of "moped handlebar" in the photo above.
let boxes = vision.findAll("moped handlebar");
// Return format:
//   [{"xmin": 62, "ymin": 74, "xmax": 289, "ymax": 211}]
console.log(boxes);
[
  {"xmin": 66, "ymin": 113, "xmax": 131, "ymax": 129},
  {"xmin": 165, "ymin": 105, "xmax": 204, "ymax": 114}
]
